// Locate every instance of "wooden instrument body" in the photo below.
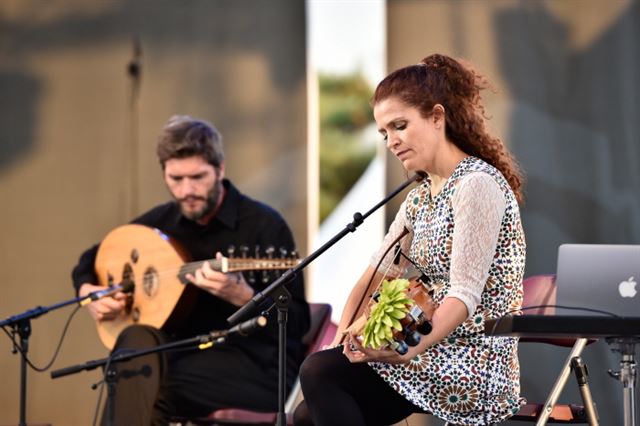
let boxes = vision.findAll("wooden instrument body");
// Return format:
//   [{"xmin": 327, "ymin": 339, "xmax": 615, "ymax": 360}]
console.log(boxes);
[
  {"xmin": 92, "ymin": 224, "xmax": 299, "ymax": 349},
  {"xmin": 94, "ymin": 224, "xmax": 192, "ymax": 349},
  {"xmin": 345, "ymin": 279, "xmax": 437, "ymax": 353}
]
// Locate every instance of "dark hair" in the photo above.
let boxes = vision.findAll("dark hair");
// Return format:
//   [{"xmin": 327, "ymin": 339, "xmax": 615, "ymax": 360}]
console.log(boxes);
[
  {"xmin": 156, "ymin": 115, "xmax": 224, "ymax": 169},
  {"xmin": 372, "ymin": 53, "xmax": 524, "ymax": 203}
]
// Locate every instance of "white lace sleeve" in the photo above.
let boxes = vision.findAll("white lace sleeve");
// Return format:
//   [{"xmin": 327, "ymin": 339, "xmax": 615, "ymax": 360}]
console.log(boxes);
[
  {"xmin": 449, "ymin": 172, "xmax": 506, "ymax": 318},
  {"xmin": 369, "ymin": 200, "xmax": 413, "ymax": 277}
]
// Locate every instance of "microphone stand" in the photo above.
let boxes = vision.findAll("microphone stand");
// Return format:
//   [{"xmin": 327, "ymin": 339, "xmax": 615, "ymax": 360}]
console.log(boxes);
[
  {"xmin": 51, "ymin": 330, "xmax": 229, "ymax": 380},
  {"xmin": 227, "ymin": 173, "xmax": 423, "ymax": 426},
  {"xmin": 127, "ymin": 35, "xmax": 142, "ymax": 217},
  {"xmin": 50, "ymin": 316, "xmax": 265, "ymax": 426},
  {"xmin": 0, "ymin": 291, "xmax": 119, "ymax": 426}
]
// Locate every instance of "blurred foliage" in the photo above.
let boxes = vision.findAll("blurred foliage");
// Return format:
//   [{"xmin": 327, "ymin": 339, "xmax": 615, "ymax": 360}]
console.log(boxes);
[{"xmin": 319, "ymin": 72, "xmax": 376, "ymax": 222}]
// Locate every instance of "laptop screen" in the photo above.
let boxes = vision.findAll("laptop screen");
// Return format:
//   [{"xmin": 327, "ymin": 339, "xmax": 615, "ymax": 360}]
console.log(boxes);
[{"xmin": 555, "ymin": 244, "xmax": 640, "ymax": 317}]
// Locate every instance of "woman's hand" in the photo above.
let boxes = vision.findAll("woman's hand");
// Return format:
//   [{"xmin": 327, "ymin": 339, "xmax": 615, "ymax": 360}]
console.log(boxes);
[
  {"xmin": 340, "ymin": 297, "xmax": 470, "ymax": 364},
  {"xmin": 341, "ymin": 332, "xmax": 417, "ymax": 364}
]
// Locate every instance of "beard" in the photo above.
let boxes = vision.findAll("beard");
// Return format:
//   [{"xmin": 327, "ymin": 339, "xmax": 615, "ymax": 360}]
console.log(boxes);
[{"xmin": 177, "ymin": 180, "xmax": 223, "ymax": 221}]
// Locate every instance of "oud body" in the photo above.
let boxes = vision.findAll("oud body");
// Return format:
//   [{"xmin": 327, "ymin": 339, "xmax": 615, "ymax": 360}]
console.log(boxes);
[{"xmin": 93, "ymin": 224, "xmax": 297, "ymax": 349}]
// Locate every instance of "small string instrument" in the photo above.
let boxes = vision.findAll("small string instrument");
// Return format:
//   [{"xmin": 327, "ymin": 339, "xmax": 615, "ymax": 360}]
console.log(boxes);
[
  {"xmin": 342, "ymin": 227, "xmax": 437, "ymax": 354},
  {"xmin": 93, "ymin": 224, "xmax": 298, "ymax": 349}
]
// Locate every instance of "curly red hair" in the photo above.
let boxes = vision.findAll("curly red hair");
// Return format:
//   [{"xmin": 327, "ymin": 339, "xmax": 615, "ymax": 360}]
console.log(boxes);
[{"xmin": 373, "ymin": 53, "xmax": 524, "ymax": 203}]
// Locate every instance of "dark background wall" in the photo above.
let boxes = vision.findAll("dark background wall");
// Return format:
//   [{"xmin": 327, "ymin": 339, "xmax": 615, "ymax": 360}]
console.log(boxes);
[
  {"xmin": 386, "ymin": 1, "xmax": 639, "ymax": 425},
  {"xmin": 0, "ymin": 1, "xmax": 307, "ymax": 424}
]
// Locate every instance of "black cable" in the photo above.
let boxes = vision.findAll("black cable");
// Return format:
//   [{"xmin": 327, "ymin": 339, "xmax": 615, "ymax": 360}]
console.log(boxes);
[
  {"xmin": 91, "ymin": 352, "xmax": 116, "ymax": 426},
  {"xmin": 487, "ymin": 304, "xmax": 620, "ymax": 341},
  {"xmin": 1, "ymin": 304, "xmax": 81, "ymax": 372},
  {"xmin": 396, "ymin": 249, "xmax": 433, "ymax": 288}
]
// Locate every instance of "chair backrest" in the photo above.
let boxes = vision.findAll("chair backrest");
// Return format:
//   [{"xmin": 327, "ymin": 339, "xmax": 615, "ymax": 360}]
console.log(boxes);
[
  {"xmin": 522, "ymin": 274, "xmax": 557, "ymax": 315},
  {"xmin": 302, "ymin": 303, "xmax": 336, "ymax": 356},
  {"xmin": 284, "ymin": 303, "xmax": 336, "ymax": 420},
  {"xmin": 512, "ymin": 275, "xmax": 592, "ymax": 423},
  {"xmin": 206, "ymin": 303, "xmax": 337, "ymax": 425},
  {"xmin": 521, "ymin": 274, "xmax": 580, "ymax": 347}
]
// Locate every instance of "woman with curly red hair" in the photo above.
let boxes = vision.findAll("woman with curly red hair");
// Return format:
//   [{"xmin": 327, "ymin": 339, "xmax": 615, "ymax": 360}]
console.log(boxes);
[{"xmin": 294, "ymin": 53, "xmax": 526, "ymax": 426}]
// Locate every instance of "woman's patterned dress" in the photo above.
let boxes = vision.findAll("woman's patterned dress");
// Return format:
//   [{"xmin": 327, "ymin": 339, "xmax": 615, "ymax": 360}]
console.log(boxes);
[{"xmin": 369, "ymin": 156, "xmax": 526, "ymax": 425}]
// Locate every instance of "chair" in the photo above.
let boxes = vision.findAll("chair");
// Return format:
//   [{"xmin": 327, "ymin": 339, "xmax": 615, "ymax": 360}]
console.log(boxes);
[
  {"xmin": 173, "ymin": 302, "xmax": 336, "ymax": 426},
  {"xmin": 510, "ymin": 275, "xmax": 597, "ymax": 424}
]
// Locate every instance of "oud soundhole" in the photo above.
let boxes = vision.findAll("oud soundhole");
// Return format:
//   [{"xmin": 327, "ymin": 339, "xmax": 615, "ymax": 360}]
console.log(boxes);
[{"xmin": 143, "ymin": 267, "xmax": 159, "ymax": 298}]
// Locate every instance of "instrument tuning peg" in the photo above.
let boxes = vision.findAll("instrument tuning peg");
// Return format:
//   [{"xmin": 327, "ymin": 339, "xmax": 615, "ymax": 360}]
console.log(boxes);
[
  {"xmin": 265, "ymin": 245, "xmax": 275, "ymax": 258},
  {"xmin": 254, "ymin": 245, "xmax": 261, "ymax": 259},
  {"xmin": 255, "ymin": 245, "xmax": 270, "ymax": 282},
  {"xmin": 290, "ymin": 249, "xmax": 299, "ymax": 259},
  {"xmin": 240, "ymin": 245, "xmax": 255, "ymax": 282},
  {"xmin": 279, "ymin": 247, "xmax": 288, "ymax": 258},
  {"xmin": 227, "ymin": 245, "xmax": 236, "ymax": 258}
]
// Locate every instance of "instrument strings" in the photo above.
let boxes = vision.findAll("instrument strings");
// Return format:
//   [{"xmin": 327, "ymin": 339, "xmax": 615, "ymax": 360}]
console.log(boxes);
[{"xmin": 106, "ymin": 256, "xmax": 295, "ymax": 287}]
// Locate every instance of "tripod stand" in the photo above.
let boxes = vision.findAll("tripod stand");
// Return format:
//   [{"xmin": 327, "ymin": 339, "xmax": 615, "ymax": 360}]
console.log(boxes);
[
  {"xmin": 51, "ymin": 316, "xmax": 266, "ymax": 425},
  {"xmin": 533, "ymin": 338, "xmax": 599, "ymax": 425},
  {"xmin": 607, "ymin": 336, "xmax": 639, "ymax": 426}
]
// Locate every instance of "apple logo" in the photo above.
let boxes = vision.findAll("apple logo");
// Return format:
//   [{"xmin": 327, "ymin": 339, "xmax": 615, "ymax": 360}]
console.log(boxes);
[{"xmin": 618, "ymin": 276, "xmax": 637, "ymax": 298}]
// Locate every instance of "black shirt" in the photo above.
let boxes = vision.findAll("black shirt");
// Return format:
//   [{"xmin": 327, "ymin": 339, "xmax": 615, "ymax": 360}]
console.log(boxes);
[{"xmin": 72, "ymin": 179, "xmax": 310, "ymax": 370}]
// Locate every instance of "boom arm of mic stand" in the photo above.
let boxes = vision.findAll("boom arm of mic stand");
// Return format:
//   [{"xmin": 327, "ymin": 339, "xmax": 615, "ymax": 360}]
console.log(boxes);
[
  {"xmin": 51, "ymin": 315, "xmax": 267, "ymax": 379},
  {"xmin": 228, "ymin": 173, "xmax": 422, "ymax": 326},
  {"xmin": 0, "ymin": 296, "xmax": 84, "ymax": 329},
  {"xmin": 0, "ymin": 289, "xmax": 128, "ymax": 426},
  {"xmin": 51, "ymin": 330, "xmax": 228, "ymax": 380},
  {"xmin": 0, "ymin": 283, "xmax": 134, "ymax": 328}
]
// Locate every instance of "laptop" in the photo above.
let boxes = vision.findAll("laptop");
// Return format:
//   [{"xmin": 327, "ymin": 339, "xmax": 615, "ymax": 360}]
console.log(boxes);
[{"xmin": 555, "ymin": 244, "xmax": 640, "ymax": 317}]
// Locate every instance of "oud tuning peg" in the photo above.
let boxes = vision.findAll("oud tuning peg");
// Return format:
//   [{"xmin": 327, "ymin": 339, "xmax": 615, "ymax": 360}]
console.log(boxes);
[
  {"xmin": 239, "ymin": 245, "xmax": 255, "ymax": 283},
  {"xmin": 256, "ymin": 246, "xmax": 271, "ymax": 282},
  {"xmin": 290, "ymin": 249, "xmax": 299, "ymax": 259},
  {"xmin": 265, "ymin": 245, "xmax": 275, "ymax": 258},
  {"xmin": 227, "ymin": 245, "xmax": 236, "ymax": 258},
  {"xmin": 279, "ymin": 247, "xmax": 288, "ymax": 258}
]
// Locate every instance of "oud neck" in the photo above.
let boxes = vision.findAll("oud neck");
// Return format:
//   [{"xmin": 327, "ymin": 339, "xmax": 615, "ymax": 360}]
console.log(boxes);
[
  {"xmin": 200, "ymin": 258, "xmax": 227, "ymax": 272},
  {"xmin": 188, "ymin": 257, "xmax": 299, "ymax": 273}
]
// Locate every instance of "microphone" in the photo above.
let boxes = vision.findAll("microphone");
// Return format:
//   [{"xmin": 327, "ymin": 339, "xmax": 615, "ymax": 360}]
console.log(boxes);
[
  {"xmin": 208, "ymin": 315, "xmax": 267, "ymax": 340},
  {"xmin": 128, "ymin": 35, "xmax": 142, "ymax": 79},
  {"xmin": 227, "ymin": 315, "xmax": 267, "ymax": 336},
  {"xmin": 79, "ymin": 280, "xmax": 135, "ymax": 306}
]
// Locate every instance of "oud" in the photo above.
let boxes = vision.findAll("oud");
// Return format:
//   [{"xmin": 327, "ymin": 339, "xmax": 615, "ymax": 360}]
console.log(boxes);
[{"xmin": 93, "ymin": 224, "xmax": 298, "ymax": 349}]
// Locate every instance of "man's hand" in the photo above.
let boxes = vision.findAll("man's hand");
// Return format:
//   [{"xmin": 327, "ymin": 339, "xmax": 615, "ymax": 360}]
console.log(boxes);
[
  {"xmin": 186, "ymin": 252, "xmax": 254, "ymax": 306},
  {"xmin": 78, "ymin": 283, "xmax": 128, "ymax": 322}
]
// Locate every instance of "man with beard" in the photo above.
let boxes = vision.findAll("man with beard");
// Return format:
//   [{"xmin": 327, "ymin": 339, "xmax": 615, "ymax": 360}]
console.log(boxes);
[{"xmin": 72, "ymin": 115, "xmax": 309, "ymax": 425}]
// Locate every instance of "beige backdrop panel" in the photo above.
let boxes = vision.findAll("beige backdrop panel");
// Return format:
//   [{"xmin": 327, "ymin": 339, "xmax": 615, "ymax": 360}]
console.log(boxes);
[{"xmin": 0, "ymin": 1, "xmax": 307, "ymax": 424}]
